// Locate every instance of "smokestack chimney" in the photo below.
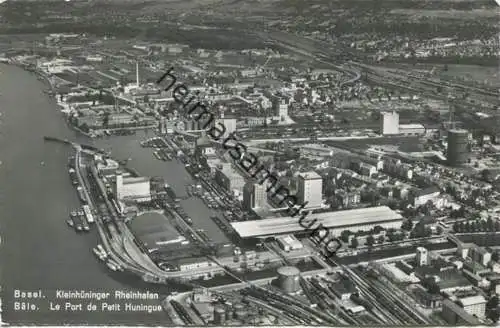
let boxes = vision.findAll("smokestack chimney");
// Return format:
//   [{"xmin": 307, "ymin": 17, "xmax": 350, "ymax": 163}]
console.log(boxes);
[{"xmin": 136, "ymin": 61, "xmax": 140, "ymax": 88}]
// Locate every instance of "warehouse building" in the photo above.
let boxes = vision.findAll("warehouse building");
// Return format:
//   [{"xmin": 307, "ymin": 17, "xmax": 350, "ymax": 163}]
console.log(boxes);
[{"xmin": 230, "ymin": 206, "xmax": 403, "ymax": 239}]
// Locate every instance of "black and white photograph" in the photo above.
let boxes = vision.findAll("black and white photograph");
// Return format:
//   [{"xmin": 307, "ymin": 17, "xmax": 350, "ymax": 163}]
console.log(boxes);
[{"xmin": 0, "ymin": 0, "xmax": 499, "ymax": 326}]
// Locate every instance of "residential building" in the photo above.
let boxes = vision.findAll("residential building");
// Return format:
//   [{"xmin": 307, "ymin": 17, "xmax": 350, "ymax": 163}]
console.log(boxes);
[
  {"xmin": 412, "ymin": 186, "xmax": 441, "ymax": 207},
  {"xmin": 336, "ymin": 190, "xmax": 361, "ymax": 208},
  {"xmin": 271, "ymin": 94, "xmax": 289, "ymax": 120},
  {"xmin": 469, "ymin": 246, "xmax": 492, "ymax": 266},
  {"xmin": 458, "ymin": 295, "xmax": 486, "ymax": 319}
]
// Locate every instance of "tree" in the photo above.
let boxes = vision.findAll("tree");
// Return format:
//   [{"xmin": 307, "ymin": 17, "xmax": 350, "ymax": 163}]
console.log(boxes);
[
  {"xmin": 366, "ymin": 235, "xmax": 375, "ymax": 247},
  {"xmin": 350, "ymin": 237, "xmax": 359, "ymax": 249},
  {"xmin": 488, "ymin": 309, "xmax": 500, "ymax": 323},
  {"xmin": 401, "ymin": 218, "xmax": 414, "ymax": 231},
  {"xmin": 411, "ymin": 222, "xmax": 426, "ymax": 238},
  {"xmin": 80, "ymin": 123, "xmax": 89, "ymax": 133},
  {"xmin": 340, "ymin": 230, "xmax": 351, "ymax": 243},
  {"xmin": 487, "ymin": 218, "xmax": 494, "ymax": 231},
  {"xmin": 428, "ymin": 283, "xmax": 441, "ymax": 295},
  {"xmin": 471, "ymin": 221, "xmax": 479, "ymax": 232},
  {"xmin": 480, "ymin": 220, "xmax": 488, "ymax": 232},
  {"xmin": 103, "ymin": 112, "xmax": 111, "ymax": 128},
  {"xmin": 487, "ymin": 296, "xmax": 499, "ymax": 309}
]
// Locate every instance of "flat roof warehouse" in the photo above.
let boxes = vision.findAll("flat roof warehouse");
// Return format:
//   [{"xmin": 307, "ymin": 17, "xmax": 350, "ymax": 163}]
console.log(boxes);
[{"xmin": 231, "ymin": 206, "xmax": 403, "ymax": 238}]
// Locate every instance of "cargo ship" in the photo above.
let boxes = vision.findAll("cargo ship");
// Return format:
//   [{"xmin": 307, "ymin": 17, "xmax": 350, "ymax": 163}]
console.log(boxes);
[
  {"xmin": 68, "ymin": 168, "xmax": 78, "ymax": 185},
  {"xmin": 76, "ymin": 186, "xmax": 87, "ymax": 203},
  {"xmin": 97, "ymin": 244, "xmax": 107, "ymax": 259},
  {"xmin": 106, "ymin": 262, "xmax": 118, "ymax": 271},
  {"xmin": 67, "ymin": 211, "xmax": 77, "ymax": 228},
  {"xmin": 107, "ymin": 259, "xmax": 123, "ymax": 271},
  {"xmin": 79, "ymin": 210, "xmax": 89, "ymax": 232},
  {"xmin": 92, "ymin": 247, "xmax": 102, "ymax": 258},
  {"xmin": 73, "ymin": 213, "xmax": 83, "ymax": 232},
  {"xmin": 82, "ymin": 205, "xmax": 94, "ymax": 224}
]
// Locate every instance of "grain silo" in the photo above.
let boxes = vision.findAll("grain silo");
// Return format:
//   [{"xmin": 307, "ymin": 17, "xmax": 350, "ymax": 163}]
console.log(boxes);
[
  {"xmin": 234, "ymin": 309, "xmax": 248, "ymax": 320},
  {"xmin": 277, "ymin": 266, "xmax": 301, "ymax": 293},
  {"xmin": 233, "ymin": 303, "xmax": 244, "ymax": 318},
  {"xmin": 213, "ymin": 306, "xmax": 226, "ymax": 325}
]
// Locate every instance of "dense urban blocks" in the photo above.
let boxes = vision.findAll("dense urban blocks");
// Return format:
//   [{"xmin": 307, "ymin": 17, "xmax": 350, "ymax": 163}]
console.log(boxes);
[{"xmin": 156, "ymin": 67, "xmax": 340, "ymax": 256}]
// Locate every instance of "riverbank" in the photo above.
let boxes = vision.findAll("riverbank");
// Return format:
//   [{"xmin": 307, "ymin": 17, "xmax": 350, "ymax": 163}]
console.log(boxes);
[{"xmin": 0, "ymin": 63, "xmax": 170, "ymax": 325}]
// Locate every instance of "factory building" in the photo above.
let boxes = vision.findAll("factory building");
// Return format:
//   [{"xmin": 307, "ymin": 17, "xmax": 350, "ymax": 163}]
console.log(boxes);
[
  {"xmin": 276, "ymin": 266, "xmax": 301, "ymax": 294},
  {"xmin": 297, "ymin": 171, "xmax": 323, "ymax": 209},
  {"xmin": 214, "ymin": 165, "xmax": 246, "ymax": 195},
  {"xmin": 399, "ymin": 123, "xmax": 426, "ymax": 136},
  {"xmin": 380, "ymin": 111, "xmax": 399, "ymax": 135},
  {"xmin": 215, "ymin": 114, "xmax": 237, "ymax": 139},
  {"xmin": 95, "ymin": 156, "xmax": 119, "ymax": 176},
  {"xmin": 441, "ymin": 299, "xmax": 481, "ymax": 325},
  {"xmin": 447, "ymin": 129, "xmax": 469, "ymax": 166},
  {"xmin": 299, "ymin": 144, "xmax": 335, "ymax": 157},
  {"xmin": 330, "ymin": 278, "xmax": 358, "ymax": 300},
  {"xmin": 213, "ymin": 306, "xmax": 226, "ymax": 325},
  {"xmin": 242, "ymin": 182, "xmax": 267, "ymax": 211},
  {"xmin": 231, "ymin": 206, "xmax": 403, "ymax": 239},
  {"xmin": 114, "ymin": 173, "xmax": 151, "ymax": 203},
  {"xmin": 275, "ymin": 235, "xmax": 303, "ymax": 252}
]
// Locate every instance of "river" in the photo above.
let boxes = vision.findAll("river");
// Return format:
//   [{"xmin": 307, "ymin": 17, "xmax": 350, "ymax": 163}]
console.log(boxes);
[{"xmin": 0, "ymin": 64, "xmax": 180, "ymax": 325}]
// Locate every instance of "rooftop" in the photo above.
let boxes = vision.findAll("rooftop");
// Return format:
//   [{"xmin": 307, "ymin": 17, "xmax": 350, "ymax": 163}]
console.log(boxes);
[
  {"xmin": 442, "ymin": 300, "xmax": 481, "ymax": 325},
  {"xmin": 231, "ymin": 206, "xmax": 403, "ymax": 238},
  {"xmin": 128, "ymin": 212, "xmax": 181, "ymax": 250},
  {"xmin": 298, "ymin": 171, "xmax": 322, "ymax": 180},
  {"xmin": 459, "ymin": 295, "xmax": 487, "ymax": 307},
  {"xmin": 399, "ymin": 123, "xmax": 425, "ymax": 129},
  {"xmin": 123, "ymin": 176, "xmax": 150, "ymax": 184}
]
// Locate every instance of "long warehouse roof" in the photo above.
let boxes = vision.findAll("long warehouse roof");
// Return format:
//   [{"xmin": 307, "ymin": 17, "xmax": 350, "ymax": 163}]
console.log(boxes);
[{"xmin": 231, "ymin": 206, "xmax": 403, "ymax": 238}]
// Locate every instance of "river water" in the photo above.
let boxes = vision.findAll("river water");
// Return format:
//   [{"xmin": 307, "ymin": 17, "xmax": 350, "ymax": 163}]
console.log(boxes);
[{"xmin": 0, "ymin": 64, "xmax": 184, "ymax": 325}]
